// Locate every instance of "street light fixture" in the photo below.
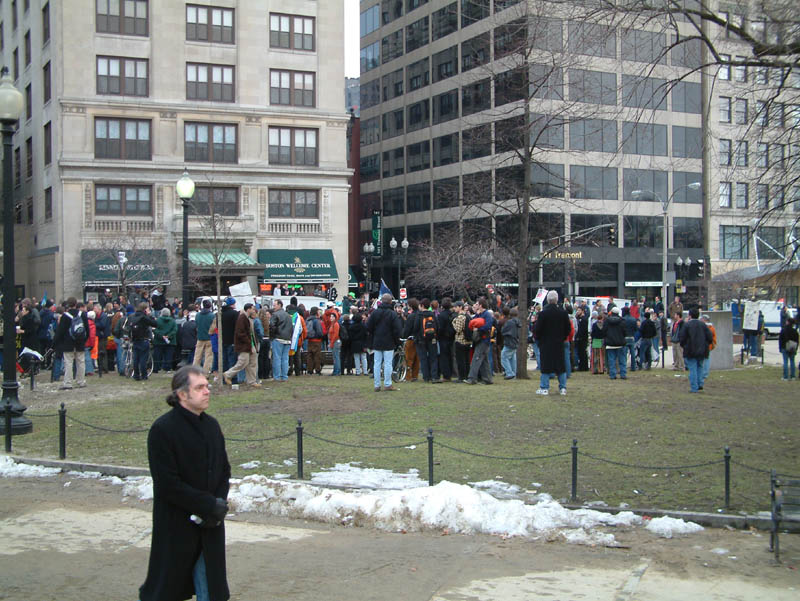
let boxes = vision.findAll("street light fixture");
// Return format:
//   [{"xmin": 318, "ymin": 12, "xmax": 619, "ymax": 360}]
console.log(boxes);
[
  {"xmin": 362, "ymin": 241, "xmax": 375, "ymax": 297},
  {"xmin": 176, "ymin": 171, "xmax": 195, "ymax": 310},
  {"xmin": 0, "ymin": 66, "xmax": 31, "ymax": 438},
  {"xmin": 632, "ymin": 182, "xmax": 701, "ymax": 308},
  {"xmin": 389, "ymin": 236, "xmax": 409, "ymax": 291}
]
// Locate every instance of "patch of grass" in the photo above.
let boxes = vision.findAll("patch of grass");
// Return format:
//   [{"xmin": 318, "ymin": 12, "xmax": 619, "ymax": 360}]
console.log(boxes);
[{"xmin": 10, "ymin": 366, "xmax": 799, "ymax": 513}]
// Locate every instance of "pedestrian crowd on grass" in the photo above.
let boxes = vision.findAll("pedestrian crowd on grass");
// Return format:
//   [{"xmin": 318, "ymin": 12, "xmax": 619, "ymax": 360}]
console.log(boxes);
[{"xmin": 4, "ymin": 287, "xmax": 797, "ymax": 394}]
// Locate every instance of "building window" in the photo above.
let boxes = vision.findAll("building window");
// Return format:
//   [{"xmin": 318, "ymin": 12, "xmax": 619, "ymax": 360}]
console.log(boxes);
[
  {"xmin": 621, "ymin": 28, "xmax": 666, "ymax": 64},
  {"xmin": 360, "ymin": 117, "xmax": 380, "ymax": 147},
  {"xmin": 673, "ymin": 172, "xmax": 702, "ymax": 203},
  {"xmin": 381, "ymin": 30, "xmax": 403, "ymax": 64},
  {"xmin": 382, "ymin": 68, "xmax": 403, "ymax": 101},
  {"xmin": 756, "ymin": 142, "xmax": 769, "ymax": 168},
  {"xmin": 44, "ymin": 122, "xmax": 51, "ymax": 165},
  {"xmin": 719, "ymin": 96, "xmax": 731, "ymax": 122},
  {"xmin": 43, "ymin": 61, "xmax": 51, "ymax": 102},
  {"xmin": 25, "ymin": 137, "xmax": 32, "ymax": 178},
  {"xmin": 96, "ymin": 184, "xmax": 152, "ymax": 215},
  {"xmin": 462, "ymin": 79, "xmax": 490, "ymax": 116},
  {"xmin": 270, "ymin": 14, "xmax": 314, "ymax": 51},
  {"xmin": 569, "ymin": 118, "xmax": 617, "ymax": 153},
  {"xmin": 269, "ymin": 70, "xmax": 315, "ymax": 107},
  {"xmin": 406, "ymin": 98, "xmax": 430, "ymax": 131},
  {"xmin": 97, "ymin": 57, "xmax": 148, "ymax": 96},
  {"xmin": 268, "ymin": 189, "xmax": 318, "ymax": 218},
  {"xmin": 622, "ymin": 122, "xmax": 668, "ymax": 156},
  {"xmin": 382, "ymin": 108, "xmax": 404, "ymax": 138},
  {"xmin": 433, "ymin": 133, "xmax": 459, "ymax": 167},
  {"xmin": 13, "ymin": 48, "xmax": 18, "ymax": 80},
  {"xmin": 192, "ymin": 187, "xmax": 239, "ymax": 216},
  {"xmin": 531, "ymin": 163, "xmax": 565, "ymax": 198},
  {"xmin": 672, "ymin": 126, "xmax": 702, "ymax": 159},
  {"xmin": 382, "ymin": 147, "xmax": 405, "ymax": 177},
  {"xmin": 24, "ymin": 30, "xmax": 30, "ymax": 66},
  {"xmin": 407, "ymin": 57, "xmax": 429, "ymax": 91},
  {"xmin": 186, "ymin": 5, "xmax": 234, "ymax": 43},
  {"xmin": 721, "ymin": 225, "xmax": 748, "ymax": 259},
  {"xmin": 268, "ymin": 127, "xmax": 317, "ymax": 166},
  {"xmin": 187, "ymin": 63, "xmax": 234, "ymax": 102},
  {"xmin": 623, "ymin": 169, "xmax": 667, "ymax": 202},
  {"xmin": 360, "ymin": 5, "xmax": 380, "ymax": 37},
  {"xmin": 735, "ymin": 140, "xmax": 748, "ymax": 166},
  {"xmin": 623, "ymin": 216, "xmax": 662, "ymax": 248},
  {"xmin": 95, "ymin": 118, "xmax": 151, "ymax": 160},
  {"xmin": 432, "ymin": 2, "xmax": 457, "ymax": 40},
  {"xmin": 568, "ymin": 21, "xmax": 615, "ymax": 58},
  {"xmin": 771, "ymin": 143, "xmax": 785, "ymax": 169},
  {"xmin": 569, "ymin": 69, "xmax": 616, "ymax": 106},
  {"xmin": 461, "ymin": 32, "xmax": 489, "ymax": 72},
  {"xmin": 734, "ymin": 98, "xmax": 748, "ymax": 124},
  {"xmin": 14, "ymin": 147, "xmax": 20, "ymax": 185},
  {"xmin": 756, "ymin": 183, "xmax": 769, "ymax": 210},
  {"xmin": 406, "ymin": 140, "xmax": 430, "ymax": 172},
  {"xmin": 621, "ymin": 74, "xmax": 667, "ymax": 110},
  {"xmin": 24, "ymin": 84, "xmax": 31, "ymax": 120},
  {"xmin": 432, "ymin": 89, "xmax": 458, "ymax": 124},
  {"xmin": 673, "ymin": 217, "xmax": 703, "ymax": 248},
  {"xmin": 734, "ymin": 55, "xmax": 747, "ymax": 82},
  {"xmin": 42, "ymin": 3, "xmax": 50, "ymax": 44},
  {"xmin": 719, "ymin": 182, "xmax": 732, "ymax": 207},
  {"xmin": 406, "ymin": 182, "xmax": 431, "ymax": 213},
  {"xmin": 360, "ymin": 153, "xmax": 380, "ymax": 183},
  {"xmin": 718, "ymin": 54, "xmax": 730, "ymax": 80},
  {"xmin": 735, "ymin": 182, "xmax": 749, "ymax": 208},
  {"xmin": 185, "ymin": 122, "xmax": 237, "ymax": 163},
  {"xmin": 0, "ymin": 22, "xmax": 4, "ymax": 51},
  {"xmin": 406, "ymin": 16, "xmax": 429, "ymax": 53},
  {"xmin": 720, "ymin": 138, "xmax": 732, "ymax": 166},
  {"xmin": 360, "ymin": 41, "xmax": 380, "ymax": 73},
  {"xmin": 96, "ymin": 0, "xmax": 148, "ymax": 36},
  {"xmin": 462, "ymin": 0, "xmax": 489, "ymax": 27},
  {"xmin": 360, "ymin": 77, "xmax": 380, "ymax": 110},
  {"xmin": 671, "ymin": 81, "xmax": 701, "ymax": 113},
  {"xmin": 570, "ymin": 165, "xmax": 618, "ymax": 200},
  {"xmin": 44, "ymin": 187, "xmax": 52, "ymax": 221},
  {"xmin": 12, "ymin": 0, "xmax": 18, "ymax": 30}
]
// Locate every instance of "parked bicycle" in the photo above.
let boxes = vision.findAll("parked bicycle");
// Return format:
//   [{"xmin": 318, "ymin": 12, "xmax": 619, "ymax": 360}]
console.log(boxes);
[
  {"xmin": 392, "ymin": 338, "xmax": 408, "ymax": 382},
  {"xmin": 120, "ymin": 337, "xmax": 154, "ymax": 379}
]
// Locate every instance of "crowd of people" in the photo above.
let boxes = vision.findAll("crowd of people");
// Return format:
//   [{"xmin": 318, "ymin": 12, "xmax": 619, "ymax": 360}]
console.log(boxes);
[{"xmin": 4, "ymin": 287, "xmax": 798, "ymax": 393}]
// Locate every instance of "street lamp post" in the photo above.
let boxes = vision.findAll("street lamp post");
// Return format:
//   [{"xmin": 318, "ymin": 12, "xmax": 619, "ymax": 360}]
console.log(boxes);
[
  {"xmin": 632, "ymin": 182, "xmax": 700, "ymax": 308},
  {"xmin": 0, "ymin": 67, "xmax": 31, "ymax": 438},
  {"xmin": 176, "ymin": 171, "xmax": 195, "ymax": 310},
  {"xmin": 389, "ymin": 236, "xmax": 408, "ymax": 291},
  {"xmin": 362, "ymin": 242, "xmax": 375, "ymax": 298}
]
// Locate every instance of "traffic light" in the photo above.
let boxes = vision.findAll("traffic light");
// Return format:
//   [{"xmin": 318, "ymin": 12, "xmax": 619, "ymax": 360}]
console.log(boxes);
[
  {"xmin": 696, "ymin": 258, "xmax": 704, "ymax": 279},
  {"xmin": 607, "ymin": 226, "xmax": 617, "ymax": 246}
]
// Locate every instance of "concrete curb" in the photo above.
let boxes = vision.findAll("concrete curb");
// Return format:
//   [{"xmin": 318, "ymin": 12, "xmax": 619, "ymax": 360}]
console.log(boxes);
[{"xmin": 12, "ymin": 455, "xmax": 796, "ymax": 533}]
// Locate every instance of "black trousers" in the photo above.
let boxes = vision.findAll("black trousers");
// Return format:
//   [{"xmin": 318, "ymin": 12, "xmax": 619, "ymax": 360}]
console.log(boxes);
[
  {"xmin": 438, "ymin": 338, "xmax": 453, "ymax": 380},
  {"xmin": 454, "ymin": 342, "xmax": 470, "ymax": 381},
  {"xmin": 576, "ymin": 338, "xmax": 589, "ymax": 371},
  {"xmin": 416, "ymin": 340, "xmax": 439, "ymax": 381}
]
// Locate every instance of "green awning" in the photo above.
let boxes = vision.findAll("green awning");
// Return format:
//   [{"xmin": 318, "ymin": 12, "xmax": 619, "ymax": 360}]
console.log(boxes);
[
  {"xmin": 189, "ymin": 249, "xmax": 259, "ymax": 267},
  {"xmin": 348, "ymin": 266, "xmax": 359, "ymax": 288},
  {"xmin": 81, "ymin": 249, "xmax": 169, "ymax": 286},
  {"xmin": 257, "ymin": 249, "xmax": 338, "ymax": 283}
]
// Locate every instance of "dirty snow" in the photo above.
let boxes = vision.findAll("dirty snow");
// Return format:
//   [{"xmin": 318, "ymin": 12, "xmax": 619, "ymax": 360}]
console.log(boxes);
[{"xmin": 0, "ymin": 456, "xmax": 707, "ymax": 545}]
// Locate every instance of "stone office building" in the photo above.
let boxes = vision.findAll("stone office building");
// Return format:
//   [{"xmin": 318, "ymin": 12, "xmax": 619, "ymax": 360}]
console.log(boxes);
[{"xmin": 4, "ymin": 0, "xmax": 351, "ymax": 301}]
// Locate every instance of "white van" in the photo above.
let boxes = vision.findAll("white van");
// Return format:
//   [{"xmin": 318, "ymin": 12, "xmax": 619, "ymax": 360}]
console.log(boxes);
[
  {"xmin": 741, "ymin": 300, "xmax": 797, "ymax": 336},
  {"xmin": 259, "ymin": 295, "xmax": 328, "ymax": 311}
]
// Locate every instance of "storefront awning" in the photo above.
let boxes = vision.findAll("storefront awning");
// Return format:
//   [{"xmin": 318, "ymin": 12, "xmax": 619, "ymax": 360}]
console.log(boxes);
[
  {"xmin": 348, "ymin": 266, "xmax": 359, "ymax": 288},
  {"xmin": 257, "ymin": 249, "xmax": 338, "ymax": 283},
  {"xmin": 189, "ymin": 249, "xmax": 259, "ymax": 267},
  {"xmin": 81, "ymin": 249, "xmax": 169, "ymax": 287}
]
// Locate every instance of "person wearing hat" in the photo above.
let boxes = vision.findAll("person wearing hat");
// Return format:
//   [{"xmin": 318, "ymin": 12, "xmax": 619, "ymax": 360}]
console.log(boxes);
[
  {"xmin": 602, "ymin": 306, "xmax": 628, "ymax": 380},
  {"xmin": 220, "ymin": 297, "xmax": 240, "ymax": 382}
]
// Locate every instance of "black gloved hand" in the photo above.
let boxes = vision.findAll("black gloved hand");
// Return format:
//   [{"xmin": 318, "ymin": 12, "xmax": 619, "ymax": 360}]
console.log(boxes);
[{"xmin": 210, "ymin": 497, "xmax": 229, "ymax": 522}]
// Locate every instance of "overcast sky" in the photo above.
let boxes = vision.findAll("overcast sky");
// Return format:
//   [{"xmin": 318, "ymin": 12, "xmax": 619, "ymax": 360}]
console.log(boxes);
[{"xmin": 344, "ymin": 0, "xmax": 360, "ymax": 78}]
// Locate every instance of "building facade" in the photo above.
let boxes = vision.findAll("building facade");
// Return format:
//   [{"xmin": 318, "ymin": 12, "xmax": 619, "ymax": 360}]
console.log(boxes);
[
  {"xmin": 357, "ymin": 0, "xmax": 799, "ymax": 306},
  {"xmin": 3, "ymin": 0, "xmax": 351, "ymax": 301}
]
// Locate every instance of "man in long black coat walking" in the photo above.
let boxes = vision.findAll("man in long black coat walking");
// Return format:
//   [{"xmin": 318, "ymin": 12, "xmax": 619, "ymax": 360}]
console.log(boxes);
[
  {"xmin": 534, "ymin": 290, "xmax": 572, "ymax": 396},
  {"xmin": 140, "ymin": 365, "xmax": 231, "ymax": 601}
]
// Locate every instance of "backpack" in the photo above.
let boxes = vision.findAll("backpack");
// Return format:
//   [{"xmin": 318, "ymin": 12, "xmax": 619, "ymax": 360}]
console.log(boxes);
[
  {"xmin": 338, "ymin": 320, "xmax": 350, "ymax": 342},
  {"xmin": 309, "ymin": 317, "xmax": 323, "ymax": 339},
  {"xmin": 68, "ymin": 313, "xmax": 87, "ymax": 344},
  {"xmin": 442, "ymin": 312, "xmax": 456, "ymax": 340},
  {"xmin": 422, "ymin": 314, "xmax": 437, "ymax": 342},
  {"xmin": 112, "ymin": 314, "xmax": 127, "ymax": 338}
]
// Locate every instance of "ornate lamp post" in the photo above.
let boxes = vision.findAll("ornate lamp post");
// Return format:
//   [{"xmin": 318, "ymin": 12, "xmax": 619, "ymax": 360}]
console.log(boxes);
[
  {"xmin": 176, "ymin": 171, "xmax": 195, "ymax": 309},
  {"xmin": 389, "ymin": 236, "xmax": 408, "ymax": 291},
  {"xmin": 0, "ymin": 66, "xmax": 31, "ymax": 438},
  {"xmin": 362, "ymin": 241, "xmax": 375, "ymax": 297}
]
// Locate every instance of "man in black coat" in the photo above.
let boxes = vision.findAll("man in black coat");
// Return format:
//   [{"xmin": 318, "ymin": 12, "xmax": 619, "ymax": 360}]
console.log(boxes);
[
  {"xmin": 436, "ymin": 298, "xmax": 456, "ymax": 381},
  {"xmin": 534, "ymin": 290, "xmax": 571, "ymax": 396},
  {"xmin": 679, "ymin": 307, "xmax": 713, "ymax": 393},
  {"xmin": 366, "ymin": 293, "xmax": 402, "ymax": 391},
  {"xmin": 140, "ymin": 365, "xmax": 231, "ymax": 601},
  {"xmin": 574, "ymin": 306, "xmax": 589, "ymax": 372},
  {"xmin": 220, "ymin": 298, "xmax": 239, "ymax": 376}
]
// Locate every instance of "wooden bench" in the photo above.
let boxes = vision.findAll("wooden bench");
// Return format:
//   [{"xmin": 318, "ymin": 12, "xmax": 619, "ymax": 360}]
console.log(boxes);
[
  {"xmin": 301, "ymin": 350, "xmax": 334, "ymax": 369},
  {"xmin": 770, "ymin": 470, "xmax": 800, "ymax": 562}
]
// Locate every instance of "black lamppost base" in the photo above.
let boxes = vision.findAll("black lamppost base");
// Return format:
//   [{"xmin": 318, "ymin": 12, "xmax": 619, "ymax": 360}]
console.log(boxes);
[{"xmin": 0, "ymin": 381, "xmax": 32, "ymax": 435}]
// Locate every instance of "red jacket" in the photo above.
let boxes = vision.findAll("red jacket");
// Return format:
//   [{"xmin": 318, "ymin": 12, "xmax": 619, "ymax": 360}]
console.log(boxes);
[{"xmin": 85, "ymin": 318, "xmax": 97, "ymax": 349}]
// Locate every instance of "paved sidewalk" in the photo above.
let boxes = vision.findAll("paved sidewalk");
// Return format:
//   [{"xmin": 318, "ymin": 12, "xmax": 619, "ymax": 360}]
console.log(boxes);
[{"xmin": 1, "ymin": 474, "xmax": 798, "ymax": 601}]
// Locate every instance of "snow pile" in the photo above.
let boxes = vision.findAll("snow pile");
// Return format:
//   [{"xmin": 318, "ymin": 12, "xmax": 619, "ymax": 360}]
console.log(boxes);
[
  {"xmin": 0, "ymin": 455, "xmax": 61, "ymax": 478},
  {"xmin": 645, "ymin": 516, "xmax": 704, "ymax": 538},
  {"xmin": 226, "ymin": 476, "xmax": 641, "ymax": 544},
  {"xmin": 309, "ymin": 463, "xmax": 427, "ymax": 489}
]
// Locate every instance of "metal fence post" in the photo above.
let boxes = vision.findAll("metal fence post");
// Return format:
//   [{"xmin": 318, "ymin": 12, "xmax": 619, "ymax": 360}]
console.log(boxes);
[
  {"xmin": 661, "ymin": 346, "xmax": 665, "ymax": 368},
  {"xmin": 724, "ymin": 446, "xmax": 731, "ymax": 511},
  {"xmin": 59, "ymin": 403, "xmax": 67, "ymax": 460},
  {"xmin": 296, "ymin": 419, "xmax": 304, "ymax": 480},
  {"xmin": 571, "ymin": 439, "xmax": 578, "ymax": 502},
  {"xmin": 29, "ymin": 359, "xmax": 37, "ymax": 390},
  {"xmin": 427, "ymin": 428, "xmax": 434, "ymax": 486}
]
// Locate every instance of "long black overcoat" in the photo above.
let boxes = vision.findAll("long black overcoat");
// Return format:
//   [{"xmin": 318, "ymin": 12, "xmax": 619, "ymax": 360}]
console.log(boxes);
[
  {"xmin": 534, "ymin": 303, "xmax": 571, "ymax": 374},
  {"xmin": 139, "ymin": 404, "xmax": 231, "ymax": 601}
]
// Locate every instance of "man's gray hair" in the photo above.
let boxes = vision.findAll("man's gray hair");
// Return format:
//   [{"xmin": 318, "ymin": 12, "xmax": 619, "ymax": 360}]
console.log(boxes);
[
  {"xmin": 381, "ymin": 293, "xmax": 393, "ymax": 303},
  {"xmin": 546, "ymin": 290, "xmax": 559, "ymax": 304}
]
